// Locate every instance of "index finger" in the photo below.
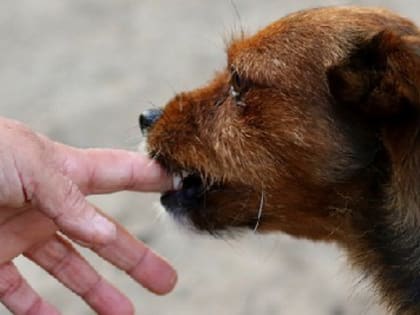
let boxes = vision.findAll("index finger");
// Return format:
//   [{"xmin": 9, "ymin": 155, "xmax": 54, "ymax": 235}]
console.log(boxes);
[{"xmin": 54, "ymin": 143, "xmax": 172, "ymax": 195}]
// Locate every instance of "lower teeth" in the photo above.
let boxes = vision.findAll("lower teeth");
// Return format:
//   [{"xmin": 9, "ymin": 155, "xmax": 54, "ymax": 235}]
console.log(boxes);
[{"xmin": 172, "ymin": 174, "xmax": 182, "ymax": 190}]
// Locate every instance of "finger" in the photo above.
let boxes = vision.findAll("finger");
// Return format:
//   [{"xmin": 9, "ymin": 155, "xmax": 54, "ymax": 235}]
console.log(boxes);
[
  {"xmin": 53, "ymin": 144, "xmax": 172, "ymax": 194},
  {"xmin": 91, "ymin": 215, "xmax": 177, "ymax": 295},
  {"xmin": 33, "ymin": 169, "xmax": 116, "ymax": 245},
  {"xmin": 0, "ymin": 209, "xmax": 56, "ymax": 264},
  {"xmin": 0, "ymin": 261, "xmax": 59, "ymax": 315},
  {"xmin": 25, "ymin": 235, "xmax": 134, "ymax": 315}
]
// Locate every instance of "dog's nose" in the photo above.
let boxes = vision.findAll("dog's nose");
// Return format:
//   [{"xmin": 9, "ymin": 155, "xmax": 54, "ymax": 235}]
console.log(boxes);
[{"xmin": 139, "ymin": 109, "xmax": 162, "ymax": 135}]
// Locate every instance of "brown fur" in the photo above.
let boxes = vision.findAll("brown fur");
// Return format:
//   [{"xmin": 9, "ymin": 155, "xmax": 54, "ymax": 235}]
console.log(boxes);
[{"xmin": 143, "ymin": 7, "xmax": 420, "ymax": 314}]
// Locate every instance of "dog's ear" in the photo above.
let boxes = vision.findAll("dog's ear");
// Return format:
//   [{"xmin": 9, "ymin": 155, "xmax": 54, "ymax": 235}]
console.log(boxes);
[
  {"xmin": 327, "ymin": 30, "xmax": 420, "ymax": 120},
  {"xmin": 328, "ymin": 30, "xmax": 420, "ymax": 221}
]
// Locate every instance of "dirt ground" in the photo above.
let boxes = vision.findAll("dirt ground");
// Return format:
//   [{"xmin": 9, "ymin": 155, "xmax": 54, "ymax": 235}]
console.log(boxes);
[{"xmin": 1, "ymin": 1, "xmax": 418, "ymax": 314}]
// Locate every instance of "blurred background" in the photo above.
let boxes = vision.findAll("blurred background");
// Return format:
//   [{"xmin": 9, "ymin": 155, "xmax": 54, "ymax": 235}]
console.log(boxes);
[{"xmin": 0, "ymin": 1, "xmax": 418, "ymax": 314}]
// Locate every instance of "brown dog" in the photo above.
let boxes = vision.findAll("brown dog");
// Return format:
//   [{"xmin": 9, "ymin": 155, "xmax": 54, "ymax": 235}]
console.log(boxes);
[{"xmin": 140, "ymin": 6, "xmax": 420, "ymax": 314}]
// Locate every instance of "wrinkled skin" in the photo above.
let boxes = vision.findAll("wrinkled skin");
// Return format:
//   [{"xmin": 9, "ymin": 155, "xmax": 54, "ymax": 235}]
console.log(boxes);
[{"xmin": 0, "ymin": 117, "xmax": 176, "ymax": 315}]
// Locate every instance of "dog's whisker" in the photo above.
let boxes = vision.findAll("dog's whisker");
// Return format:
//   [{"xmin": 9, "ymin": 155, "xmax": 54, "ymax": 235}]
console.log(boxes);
[
  {"xmin": 146, "ymin": 100, "xmax": 159, "ymax": 109},
  {"xmin": 229, "ymin": 0, "xmax": 245, "ymax": 39},
  {"xmin": 146, "ymin": 150, "xmax": 161, "ymax": 168},
  {"xmin": 253, "ymin": 190, "xmax": 265, "ymax": 233}
]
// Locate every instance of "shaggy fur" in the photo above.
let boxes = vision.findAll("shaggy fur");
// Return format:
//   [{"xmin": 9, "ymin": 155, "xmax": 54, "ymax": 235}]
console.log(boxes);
[{"xmin": 142, "ymin": 7, "xmax": 420, "ymax": 314}]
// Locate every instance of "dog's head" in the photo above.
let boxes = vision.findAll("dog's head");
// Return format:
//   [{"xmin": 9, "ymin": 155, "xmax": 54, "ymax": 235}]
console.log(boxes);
[{"xmin": 142, "ymin": 7, "xmax": 420, "ymax": 241}]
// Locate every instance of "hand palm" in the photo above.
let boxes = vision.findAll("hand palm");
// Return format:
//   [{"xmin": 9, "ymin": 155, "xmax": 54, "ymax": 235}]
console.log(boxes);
[{"xmin": 0, "ymin": 118, "xmax": 176, "ymax": 315}]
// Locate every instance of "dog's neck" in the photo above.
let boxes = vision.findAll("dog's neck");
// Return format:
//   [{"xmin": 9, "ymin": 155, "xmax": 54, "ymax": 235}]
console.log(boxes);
[
  {"xmin": 350, "ymin": 208, "xmax": 420, "ymax": 314},
  {"xmin": 346, "ymin": 121, "xmax": 420, "ymax": 314}
]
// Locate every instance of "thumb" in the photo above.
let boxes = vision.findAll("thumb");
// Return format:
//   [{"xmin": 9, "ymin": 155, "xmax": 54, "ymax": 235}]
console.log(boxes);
[{"xmin": 33, "ymin": 168, "xmax": 116, "ymax": 245}]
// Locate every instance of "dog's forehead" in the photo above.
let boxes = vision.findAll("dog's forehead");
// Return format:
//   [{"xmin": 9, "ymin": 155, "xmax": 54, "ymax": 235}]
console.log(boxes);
[
  {"xmin": 227, "ymin": 11, "xmax": 347, "ymax": 84},
  {"xmin": 226, "ymin": 7, "xmax": 415, "ymax": 85}
]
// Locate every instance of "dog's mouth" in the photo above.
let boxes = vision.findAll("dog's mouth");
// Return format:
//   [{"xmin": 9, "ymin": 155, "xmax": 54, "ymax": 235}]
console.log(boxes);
[
  {"xmin": 152, "ymin": 154, "xmax": 265, "ymax": 232},
  {"xmin": 157, "ymin": 158, "xmax": 221, "ymax": 218},
  {"xmin": 161, "ymin": 171, "xmax": 206, "ymax": 212}
]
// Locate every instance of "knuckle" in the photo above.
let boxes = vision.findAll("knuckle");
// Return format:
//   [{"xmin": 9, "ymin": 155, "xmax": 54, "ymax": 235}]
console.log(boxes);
[
  {"xmin": 25, "ymin": 296, "xmax": 43, "ymax": 315},
  {"xmin": 52, "ymin": 177, "xmax": 91, "ymax": 227},
  {"xmin": 127, "ymin": 246, "xmax": 151, "ymax": 276},
  {"xmin": 124, "ymin": 160, "xmax": 137, "ymax": 190},
  {"xmin": 0, "ymin": 263, "xmax": 23, "ymax": 300},
  {"xmin": 49, "ymin": 244, "xmax": 74, "ymax": 278},
  {"xmin": 59, "ymin": 179, "xmax": 86, "ymax": 215},
  {"xmin": 80, "ymin": 277, "xmax": 103, "ymax": 299}
]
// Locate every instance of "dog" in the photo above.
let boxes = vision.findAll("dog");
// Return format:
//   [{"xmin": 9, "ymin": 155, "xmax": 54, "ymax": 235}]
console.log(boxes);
[{"xmin": 140, "ymin": 6, "xmax": 420, "ymax": 314}]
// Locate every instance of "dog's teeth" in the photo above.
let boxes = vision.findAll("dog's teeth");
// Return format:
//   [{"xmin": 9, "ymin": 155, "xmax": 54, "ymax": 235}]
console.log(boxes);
[
  {"xmin": 172, "ymin": 174, "xmax": 182, "ymax": 190},
  {"xmin": 181, "ymin": 170, "xmax": 189, "ymax": 178}
]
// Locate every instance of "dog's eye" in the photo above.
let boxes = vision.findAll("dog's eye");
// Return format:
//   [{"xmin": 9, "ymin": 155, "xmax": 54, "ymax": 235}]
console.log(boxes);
[
  {"xmin": 230, "ymin": 68, "xmax": 247, "ymax": 107},
  {"xmin": 230, "ymin": 70, "xmax": 242, "ymax": 96}
]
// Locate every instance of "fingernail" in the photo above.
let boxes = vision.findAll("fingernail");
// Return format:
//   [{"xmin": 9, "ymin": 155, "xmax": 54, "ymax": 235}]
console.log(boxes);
[
  {"xmin": 91, "ymin": 214, "xmax": 117, "ymax": 243},
  {"xmin": 169, "ymin": 271, "xmax": 178, "ymax": 289},
  {"xmin": 161, "ymin": 269, "xmax": 178, "ymax": 294},
  {"xmin": 160, "ymin": 265, "xmax": 178, "ymax": 294},
  {"xmin": 145, "ymin": 159, "xmax": 172, "ymax": 191}
]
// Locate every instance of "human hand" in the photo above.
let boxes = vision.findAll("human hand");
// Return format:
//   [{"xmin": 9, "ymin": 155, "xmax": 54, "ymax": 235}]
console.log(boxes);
[{"xmin": 0, "ymin": 117, "xmax": 176, "ymax": 315}]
